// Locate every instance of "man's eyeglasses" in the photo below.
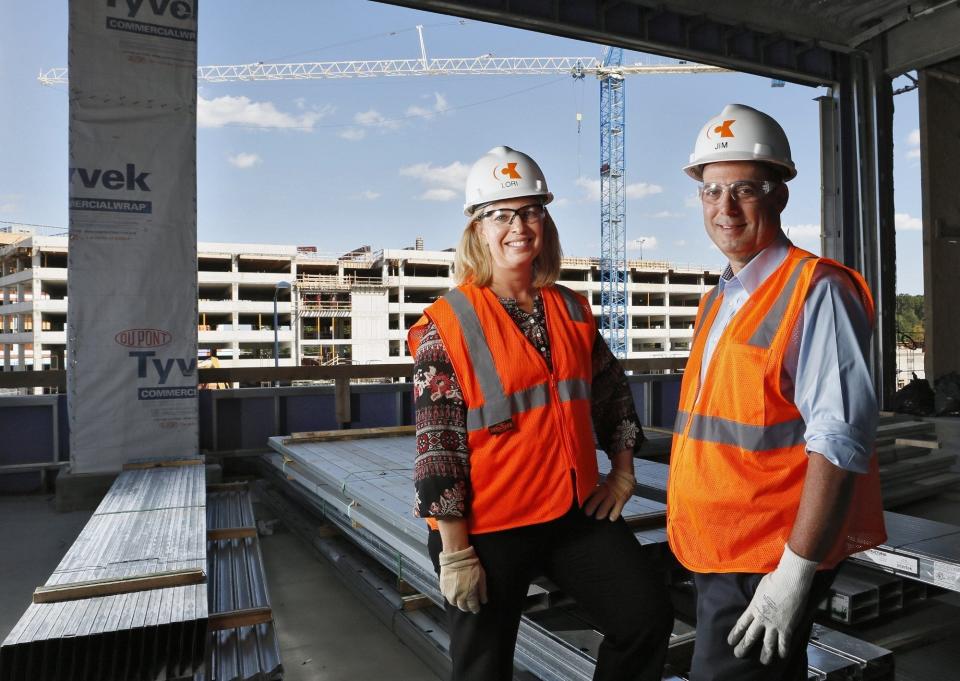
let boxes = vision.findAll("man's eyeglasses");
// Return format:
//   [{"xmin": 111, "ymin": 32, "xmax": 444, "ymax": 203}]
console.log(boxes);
[
  {"xmin": 698, "ymin": 180, "xmax": 780, "ymax": 205},
  {"xmin": 477, "ymin": 204, "xmax": 546, "ymax": 226}
]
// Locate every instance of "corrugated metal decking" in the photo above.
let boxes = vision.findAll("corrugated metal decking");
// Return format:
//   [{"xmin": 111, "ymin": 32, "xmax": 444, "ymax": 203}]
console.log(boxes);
[{"xmin": 200, "ymin": 487, "xmax": 283, "ymax": 681}]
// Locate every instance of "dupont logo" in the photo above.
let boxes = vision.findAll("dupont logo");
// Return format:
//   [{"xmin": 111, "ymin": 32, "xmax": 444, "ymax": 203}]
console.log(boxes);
[
  {"xmin": 115, "ymin": 328, "xmax": 172, "ymax": 348},
  {"xmin": 493, "ymin": 163, "xmax": 522, "ymax": 180},
  {"xmin": 707, "ymin": 119, "xmax": 736, "ymax": 139}
]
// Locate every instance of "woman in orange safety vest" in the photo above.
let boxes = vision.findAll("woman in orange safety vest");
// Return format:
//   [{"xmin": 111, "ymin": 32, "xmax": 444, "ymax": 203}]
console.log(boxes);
[{"xmin": 408, "ymin": 146, "xmax": 673, "ymax": 681}]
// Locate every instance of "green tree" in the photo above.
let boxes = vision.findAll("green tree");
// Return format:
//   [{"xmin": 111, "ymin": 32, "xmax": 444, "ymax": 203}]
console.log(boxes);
[{"xmin": 896, "ymin": 294, "xmax": 924, "ymax": 345}]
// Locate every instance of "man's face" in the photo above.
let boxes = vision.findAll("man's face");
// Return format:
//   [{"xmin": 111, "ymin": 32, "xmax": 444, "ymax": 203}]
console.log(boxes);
[{"xmin": 700, "ymin": 161, "xmax": 788, "ymax": 272}]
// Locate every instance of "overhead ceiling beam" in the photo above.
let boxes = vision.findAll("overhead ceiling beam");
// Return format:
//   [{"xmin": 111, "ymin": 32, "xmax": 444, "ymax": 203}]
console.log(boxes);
[
  {"xmin": 884, "ymin": 4, "xmax": 960, "ymax": 75},
  {"xmin": 372, "ymin": 0, "xmax": 840, "ymax": 85}
]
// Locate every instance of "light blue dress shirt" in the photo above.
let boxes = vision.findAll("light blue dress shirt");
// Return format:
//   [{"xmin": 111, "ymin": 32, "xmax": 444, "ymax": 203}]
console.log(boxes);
[{"xmin": 699, "ymin": 233, "xmax": 876, "ymax": 473}]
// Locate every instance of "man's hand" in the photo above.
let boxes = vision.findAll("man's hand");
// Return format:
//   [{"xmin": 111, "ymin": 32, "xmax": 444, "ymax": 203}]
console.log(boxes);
[
  {"xmin": 727, "ymin": 544, "xmax": 818, "ymax": 664},
  {"xmin": 438, "ymin": 546, "xmax": 488, "ymax": 614},
  {"xmin": 583, "ymin": 470, "xmax": 636, "ymax": 521}
]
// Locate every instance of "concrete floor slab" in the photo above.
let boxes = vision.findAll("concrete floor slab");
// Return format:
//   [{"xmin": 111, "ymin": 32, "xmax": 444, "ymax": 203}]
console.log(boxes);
[
  {"xmin": 0, "ymin": 495, "xmax": 91, "ymax": 641},
  {"xmin": 258, "ymin": 528, "xmax": 440, "ymax": 680}
]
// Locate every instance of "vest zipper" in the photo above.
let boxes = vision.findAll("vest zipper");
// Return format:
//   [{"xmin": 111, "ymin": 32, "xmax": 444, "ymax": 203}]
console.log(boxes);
[{"xmin": 539, "ymin": 297, "xmax": 579, "ymax": 480}]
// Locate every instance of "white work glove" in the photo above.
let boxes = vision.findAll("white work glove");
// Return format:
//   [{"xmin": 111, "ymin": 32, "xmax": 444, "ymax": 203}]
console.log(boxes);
[
  {"xmin": 583, "ymin": 470, "xmax": 636, "ymax": 521},
  {"xmin": 727, "ymin": 544, "xmax": 818, "ymax": 664},
  {"xmin": 438, "ymin": 546, "xmax": 488, "ymax": 614}
]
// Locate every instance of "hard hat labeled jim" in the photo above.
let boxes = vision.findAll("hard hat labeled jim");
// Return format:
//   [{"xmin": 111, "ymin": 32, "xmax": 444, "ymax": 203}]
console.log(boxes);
[
  {"xmin": 463, "ymin": 145, "xmax": 553, "ymax": 216},
  {"xmin": 683, "ymin": 103, "xmax": 796, "ymax": 181}
]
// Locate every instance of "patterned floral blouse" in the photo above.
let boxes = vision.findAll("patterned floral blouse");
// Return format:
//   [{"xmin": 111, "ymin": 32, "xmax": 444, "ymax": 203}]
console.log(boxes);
[{"xmin": 412, "ymin": 291, "xmax": 645, "ymax": 520}]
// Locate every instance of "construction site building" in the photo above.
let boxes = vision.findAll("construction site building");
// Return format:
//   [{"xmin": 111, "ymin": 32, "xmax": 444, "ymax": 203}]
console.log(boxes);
[{"xmin": 0, "ymin": 232, "xmax": 720, "ymax": 372}]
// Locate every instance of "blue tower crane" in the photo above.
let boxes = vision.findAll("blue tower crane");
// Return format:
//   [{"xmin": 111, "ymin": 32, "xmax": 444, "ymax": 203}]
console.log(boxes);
[{"xmin": 599, "ymin": 47, "xmax": 627, "ymax": 358}]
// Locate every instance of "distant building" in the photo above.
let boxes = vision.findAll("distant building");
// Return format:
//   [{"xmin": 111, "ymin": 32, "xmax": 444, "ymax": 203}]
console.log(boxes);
[
  {"xmin": 896, "ymin": 345, "xmax": 926, "ymax": 389},
  {"xmin": 1, "ymin": 234, "xmax": 720, "ymax": 371}
]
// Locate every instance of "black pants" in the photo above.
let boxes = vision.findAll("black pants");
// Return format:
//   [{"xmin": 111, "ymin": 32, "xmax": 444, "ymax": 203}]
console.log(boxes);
[
  {"xmin": 689, "ymin": 570, "xmax": 837, "ymax": 681},
  {"xmin": 427, "ymin": 504, "xmax": 673, "ymax": 681}
]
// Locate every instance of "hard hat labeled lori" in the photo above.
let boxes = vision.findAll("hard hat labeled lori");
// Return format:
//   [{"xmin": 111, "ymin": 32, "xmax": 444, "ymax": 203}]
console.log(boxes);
[
  {"xmin": 683, "ymin": 103, "xmax": 796, "ymax": 181},
  {"xmin": 463, "ymin": 146, "xmax": 553, "ymax": 216}
]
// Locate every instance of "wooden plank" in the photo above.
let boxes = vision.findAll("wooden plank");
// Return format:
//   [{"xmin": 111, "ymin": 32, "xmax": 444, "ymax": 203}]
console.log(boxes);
[
  {"xmin": 316, "ymin": 524, "xmax": 340, "ymax": 538},
  {"xmin": 0, "ymin": 369, "xmax": 66, "ymax": 389},
  {"xmin": 401, "ymin": 594, "xmax": 433, "ymax": 611},
  {"xmin": 895, "ymin": 437, "xmax": 940, "ymax": 449},
  {"xmin": 284, "ymin": 425, "xmax": 415, "ymax": 444},
  {"xmin": 33, "ymin": 567, "xmax": 206, "ymax": 604},
  {"xmin": 207, "ymin": 606, "xmax": 273, "ymax": 631},
  {"xmin": 207, "ymin": 526, "xmax": 257, "ymax": 540},
  {"xmin": 207, "ymin": 481, "xmax": 251, "ymax": 492},
  {"xmin": 122, "ymin": 458, "xmax": 204, "ymax": 471},
  {"xmin": 335, "ymin": 377, "xmax": 352, "ymax": 425},
  {"xmin": 624, "ymin": 511, "xmax": 667, "ymax": 530},
  {"xmin": 0, "ymin": 461, "xmax": 68, "ymax": 475}
]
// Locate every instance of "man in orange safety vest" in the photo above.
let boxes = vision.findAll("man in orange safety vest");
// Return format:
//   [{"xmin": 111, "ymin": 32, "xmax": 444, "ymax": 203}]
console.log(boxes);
[{"xmin": 667, "ymin": 104, "xmax": 886, "ymax": 681}]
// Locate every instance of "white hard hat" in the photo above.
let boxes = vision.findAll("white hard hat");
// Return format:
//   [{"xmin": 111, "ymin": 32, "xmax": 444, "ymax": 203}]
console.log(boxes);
[
  {"xmin": 463, "ymin": 146, "xmax": 553, "ymax": 216},
  {"xmin": 683, "ymin": 103, "xmax": 796, "ymax": 181}
]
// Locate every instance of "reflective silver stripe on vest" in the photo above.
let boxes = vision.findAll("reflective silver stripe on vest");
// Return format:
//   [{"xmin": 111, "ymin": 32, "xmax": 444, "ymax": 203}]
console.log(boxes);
[
  {"xmin": 444, "ymin": 289, "xmax": 513, "ymax": 427},
  {"xmin": 692, "ymin": 286, "xmax": 722, "ymax": 343},
  {"xmin": 679, "ymin": 412, "xmax": 806, "ymax": 451},
  {"xmin": 747, "ymin": 257, "xmax": 816, "ymax": 349},
  {"xmin": 674, "ymin": 409, "xmax": 690, "ymax": 434},
  {"xmin": 555, "ymin": 285, "xmax": 587, "ymax": 322},
  {"xmin": 466, "ymin": 378, "xmax": 591, "ymax": 431},
  {"xmin": 557, "ymin": 378, "xmax": 591, "ymax": 402},
  {"xmin": 466, "ymin": 382, "xmax": 548, "ymax": 431}
]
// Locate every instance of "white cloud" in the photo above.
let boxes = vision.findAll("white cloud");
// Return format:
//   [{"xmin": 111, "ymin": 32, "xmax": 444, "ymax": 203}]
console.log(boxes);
[
  {"xmin": 674, "ymin": 240, "xmax": 687, "ymax": 247},
  {"xmin": 339, "ymin": 127, "xmax": 366, "ymax": 141},
  {"xmin": 419, "ymin": 188, "xmax": 458, "ymax": 201},
  {"xmin": 227, "ymin": 152, "xmax": 261, "ymax": 169},
  {"xmin": 783, "ymin": 223, "xmax": 821, "ymax": 247},
  {"xmin": 399, "ymin": 161, "xmax": 471, "ymax": 193},
  {"xmin": 198, "ymin": 94, "xmax": 332, "ymax": 130},
  {"xmin": 783, "ymin": 223, "xmax": 820, "ymax": 237},
  {"xmin": 625, "ymin": 182, "xmax": 663, "ymax": 199},
  {"xmin": 628, "ymin": 236, "xmax": 658, "ymax": 251},
  {"xmin": 906, "ymin": 128, "xmax": 921, "ymax": 159},
  {"xmin": 575, "ymin": 177, "xmax": 662, "ymax": 201},
  {"xmin": 352, "ymin": 190, "xmax": 380, "ymax": 201},
  {"xmin": 895, "ymin": 212, "xmax": 922, "ymax": 231},
  {"xmin": 575, "ymin": 176, "xmax": 601, "ymax": 201},
  {"xmin": 0, "ymin": 202, "xmax": 17, "ymax": 214},
  {"xmin": 354, "ymin": 108, "xmax": 401, "ymax": 130},
  {"xmin": 406, "ymin": 92, "xmax": 450, "ymax": 119}
]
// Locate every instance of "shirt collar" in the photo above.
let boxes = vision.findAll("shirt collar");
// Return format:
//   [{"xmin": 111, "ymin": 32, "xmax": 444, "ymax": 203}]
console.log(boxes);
[{"xmin": 718, "ymin": 232, "xmax": 791, "ymax": 296}]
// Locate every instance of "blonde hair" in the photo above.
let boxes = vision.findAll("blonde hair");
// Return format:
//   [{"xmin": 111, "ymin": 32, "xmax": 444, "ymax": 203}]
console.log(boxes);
[{"xmin": 454, "ymin": 210, "xmax": 563, "ymax": 287}]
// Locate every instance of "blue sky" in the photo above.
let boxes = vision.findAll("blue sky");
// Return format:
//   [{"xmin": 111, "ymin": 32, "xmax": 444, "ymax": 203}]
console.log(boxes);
[{"xmin": 1, "ymin": 1, "xmax": 925, "ymax": 293}]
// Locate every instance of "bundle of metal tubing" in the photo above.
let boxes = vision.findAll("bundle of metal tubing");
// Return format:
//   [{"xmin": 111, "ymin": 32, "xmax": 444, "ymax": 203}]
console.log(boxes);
[{"xmin": 0, "ymin": 462, "xmax": 208, "ymax": 681}]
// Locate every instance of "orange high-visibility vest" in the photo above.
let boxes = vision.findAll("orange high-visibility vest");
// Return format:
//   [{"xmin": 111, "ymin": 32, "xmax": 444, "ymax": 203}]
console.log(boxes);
[
  {"xmin": 408, "ymin": 283, "xmax": 598, "ymax": 534},
  {"xmin": 667, "ymin": 246, "xmax": 886, "ymax": 572}
]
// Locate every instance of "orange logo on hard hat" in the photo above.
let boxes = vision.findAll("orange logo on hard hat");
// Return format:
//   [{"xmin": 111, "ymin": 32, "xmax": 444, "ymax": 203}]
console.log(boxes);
[
  {"xmin": 707, "ymin": 119, "xmax": 736, "ymax": 139},
  {"xmin": 493, "ymin": 163, "xmax": 522, "ymax": 180}
]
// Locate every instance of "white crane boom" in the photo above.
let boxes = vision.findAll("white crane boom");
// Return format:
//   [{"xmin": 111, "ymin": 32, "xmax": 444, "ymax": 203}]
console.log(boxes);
[{"xmin": 39, "ymin": 57, "xmax": 723, "ymax": 85}]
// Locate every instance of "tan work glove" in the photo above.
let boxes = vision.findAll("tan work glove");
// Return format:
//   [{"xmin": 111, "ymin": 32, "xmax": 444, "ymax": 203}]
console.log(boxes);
[
  {"xmin": 583, "ymin": 469, "xmax": 636, "ymax": 521},
  {"xmin": 727, "ymin": 544, "xmax": 818, "ymax": 664},
  {"xmin": 438, "ymin": 546, "xmax": 488, "ymax": 614}
]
